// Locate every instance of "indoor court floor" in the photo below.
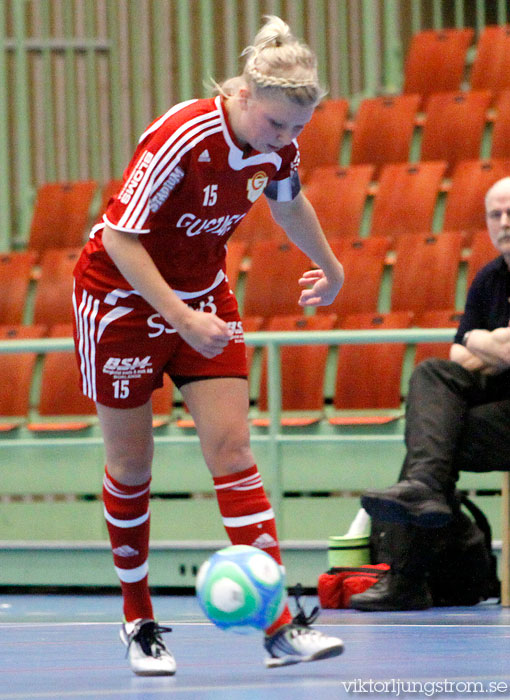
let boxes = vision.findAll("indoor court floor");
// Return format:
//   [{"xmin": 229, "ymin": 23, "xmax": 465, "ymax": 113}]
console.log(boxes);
[{"xmin": 1, "ymin": 592, "xmax": 509, "ymax": 699}]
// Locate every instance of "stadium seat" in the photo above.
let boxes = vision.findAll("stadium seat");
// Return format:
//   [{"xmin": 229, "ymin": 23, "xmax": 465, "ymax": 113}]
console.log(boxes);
[
  {"xmin": 442, "ymin": 159, "xmax": 510, "ymax": 242},
  {"xmin": 490, "ymin": 91, "xmax": 510, "ymax": 159},
  {"xmin": 402, "ymin": 28, "xmax": 474, "ymax": 109},
  {"xmin": 413, "ymin": 309, "xmax": 462, "ymax": 365},
  {"xmin": 420, "ymin": 91, "xmax": 492, "ymax": 177},
  {"xmin": 330, "ymin": 311, "xmax": 414, "ymax": 423},
  {"xmin": 390, "ymin": 232, "xmax": 463, "ymax": 317},
  {"xmin": 466, "ymin": 229, "xmax": 499, "ymax": 288},
  {"xmin": 0, "ymin": 325, "xmax": 46, "ymax": 431},
  {"xmin": 233, "ymin": 196, "xmax": 286, "ymax": 250},
  {"xmin": 370, "ymin": 161, "xmax": 447, "ymax": 239},
  {"xmin": 296, "ymin": 98, "xmax": 349, "ymax": 183},
  {"xmin": 27, "ymin": 180, "xmax": 98, "ymax": 258},
  {"xmin": 304, "ymin": 164, "xmax": 375, "ymax": 239},
  {"xmin": 256, "ymin": 313, "xmax": 337, "ymax": 426},
  {"xmin": 0, "ymin": 250, "xmax": 37, "ymax": 325},
  {"xmin": 32, "ymin": 248, "xmax": 81, "ymax": 326},
  {"xmin": 225, "ymin": 240, "xmax": 247, "ymax": 293},
  {"xmin": 27, "ymin": 323, "xmax": 95, "ymax": 432},
  {"xmin": 349, "ymin": 95, "xmax": 420, "ymax": 178},
  {"xmin": 95, "ymin": 178, "xmax": 123, "ymax": 222},
  {"xmin": 151, "ymin": 374, "xmax": 175, "ymax": 428},
  {"xmin": 242, "ymin": 240, "xmax": 311, "ymax": 318},
  {"xmin": 470, "ymin": 25, "xmax": 510, "ymax": 96},
  {"xmin": 318, "ymin": 237, "xmax": 391, "ymax": 321}
]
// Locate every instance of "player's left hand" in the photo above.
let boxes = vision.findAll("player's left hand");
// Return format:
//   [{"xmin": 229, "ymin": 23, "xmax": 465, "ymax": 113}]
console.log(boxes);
[{"xmin": 298, "ymin": 268, "xmax": 342, "ymax": 307}]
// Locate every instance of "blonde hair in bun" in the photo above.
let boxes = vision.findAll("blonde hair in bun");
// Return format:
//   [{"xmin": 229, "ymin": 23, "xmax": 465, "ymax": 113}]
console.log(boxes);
[{"xmin": 218, "ymin": 16, "xmax": 326, "ymax": 106}]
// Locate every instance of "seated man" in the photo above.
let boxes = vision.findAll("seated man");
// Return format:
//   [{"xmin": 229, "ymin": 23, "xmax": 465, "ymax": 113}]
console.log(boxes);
[{"xmin": 352, "ymin": 177, "xmax": 510, "ymax": 611}]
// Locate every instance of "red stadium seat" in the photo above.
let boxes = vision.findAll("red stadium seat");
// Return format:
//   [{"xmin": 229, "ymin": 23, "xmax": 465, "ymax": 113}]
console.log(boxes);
[
  {"xmin": 391, "ymin": 232, "xmax": 463, "ymax": 317},
  {"xmin": 234, "ymin": 196, "xmax": 286, "ymax": 250},
  {"xmin": 0, "ymin": 325, "xmax": 46, "ymax": 431},
  {"xmin": 151, "ymin": 374, "xmax": 175, "ymax": 428},
  {"xmin": 413, "ymin": 309, "xmax": 462, "ymax": 365},
  {"xmin": 27, "ymin": 180, "xmax": 98, "ymax": 258},
  {"xmin": 304, "ymin": 164, "xmax": 375, "ymax": 239},
  {"xmin": 27, "ymin": 323, "xmax": 95, "ymax": 432},
  {"xmin": 95, "ymin": 178, "xmax": 123, "ymax": 223},
  {"xmin": 349, "ymin": 95, "xmax": 420, "ymax": 178},
  {"xmin": 466, "ymin": 230, "xmax": 499, "ymax": 288},
  {"xmin": 318, "ymin": 237, "xmax": 391, "ymax": 322},
  {"xmin": 297, "ymin": 98, "xmax": 349, "ymax": 182},
  {"xmin": 225, "ymin": 240, "xmax": 247, "ymax": 293},
  {"xmin": 442, "ymin": 159, "xmax": 510, "ymax": 242},
  {"xmin": 420, "ymin": 91, "xmax": 492, "ymax": 177},
  {"xmin": 403, "ymin": 28, "xmax": 474, "ymax": 109},
  {"xmin": 490, "ymin": 91, "xmax": 510, "ymax": 160},
  {"xmin": 242, "ymin": 240, "xmax": 311, "ymax": 319},
  {"xmin": 331, "ymin": 311, "xmax": 414, "ymax": 423},
  {"xmin": 256, "ymin": 313, "xmax": 337, "ymax": 426},
  {"xmin": 470, "ymin": 25, "xmax": 510, "ymax": 97},
  {"xmin": 32, "ymin": 248, "xmax": 82, "ymax": 326},
  {"xmin": 370, "ymin": 161, "xmax": 447, "ymax": 239},
  {"xmin": 0, "ymin": 250, "xmax": 37, "ymax": 325}
]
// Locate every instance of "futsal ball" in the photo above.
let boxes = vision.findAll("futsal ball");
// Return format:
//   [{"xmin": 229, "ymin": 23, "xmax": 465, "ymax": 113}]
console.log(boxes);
[{"xmin": 195, "ymin": 545, "xmax": 286, "ymax": 633}]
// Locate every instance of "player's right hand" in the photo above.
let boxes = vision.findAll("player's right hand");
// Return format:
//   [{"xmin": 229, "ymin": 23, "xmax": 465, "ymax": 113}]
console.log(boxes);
[{"xmin": 173, "ymin": 309, "xmax": 233, "ymax": 358}]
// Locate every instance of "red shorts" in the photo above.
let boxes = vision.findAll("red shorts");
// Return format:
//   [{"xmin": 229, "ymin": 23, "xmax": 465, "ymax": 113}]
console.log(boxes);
[{"xmin": 72, "ymin": 280, "xmax": 248, "ymax": 408}]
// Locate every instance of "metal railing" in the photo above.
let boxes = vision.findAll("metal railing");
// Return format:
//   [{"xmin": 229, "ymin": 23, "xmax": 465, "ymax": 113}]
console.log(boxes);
[{"xmin": 0, "ymin": 327, "xmax": 455, "ymax": 525}]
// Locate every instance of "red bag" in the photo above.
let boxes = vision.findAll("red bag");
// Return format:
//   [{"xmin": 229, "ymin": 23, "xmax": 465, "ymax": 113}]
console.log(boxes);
[{"xmin": 318, "ymin": 564, "xmax": 390, "ymax": 608}]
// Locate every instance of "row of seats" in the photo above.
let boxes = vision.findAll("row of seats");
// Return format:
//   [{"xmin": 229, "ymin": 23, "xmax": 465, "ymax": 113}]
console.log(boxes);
[
  {"xmin": 229, "ymin": 230, "xmax": 494, "ymax": 320},
  {"xmin": 0, "ymin": 230, "xmax": 495, "ymax": 329},
  {"xmin": 0, "ymin": 309, "xmax": 459, "ymax": 432},
  {"xmin": 23, "ymin": 89, "xmax": 510, "ymax": 259},
  {"xmin": 238, "ymin": 158, "xmax": 510, "ymax": 245},
  {"xmin": 301, "ymin": 25, "xmax": 510, "ymax": 178},
  {"xmin": 297, "ymin": 88, "xmax": 510, "ymax": 182},
  {"xmin": 401, "ymin": 25, "xmax": 510, "ymax": 105}
]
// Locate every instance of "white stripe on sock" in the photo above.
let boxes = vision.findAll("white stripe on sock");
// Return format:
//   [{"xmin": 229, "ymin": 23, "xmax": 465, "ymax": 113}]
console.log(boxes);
[
  {"xmin": 222, "ymin": 507, "xmax": 275, "ymax": 528},
  {"xmin": 104, "ymin": 507, "xmax": 150, "ymax": 529},
  {"xmin": 115, "ymin": 561, "xmax": 149, "ymax": 583}
]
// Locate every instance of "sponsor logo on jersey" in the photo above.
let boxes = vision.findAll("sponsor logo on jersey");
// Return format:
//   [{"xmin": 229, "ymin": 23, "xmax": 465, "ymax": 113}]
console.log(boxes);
[
  {"xmin": 246, "ymin": 170, "xmax": 269, "ymax": 203},
  {"xmin": 103, "ymin": 356, "xmax": 153, "ymax": 378},
  {"xmin": 176, "ymin": 212, "xmax": 246, "ymax": 237},
  {"xmin": 119, "ymin": 151, "xmax": 154, "ymax": 205},
  {"xmin": 198, "ymin": 149, "xmax": 211, "ymax": 163},
  {"xmin": 149, "ymin": 166, "xmax": 185, "ymax": 212}
]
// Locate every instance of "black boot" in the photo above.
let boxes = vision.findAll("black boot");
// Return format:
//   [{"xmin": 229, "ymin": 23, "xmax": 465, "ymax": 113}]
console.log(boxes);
[
  {"xmin": 361, "ymin": 479, "xmax": 452, "ymax": 528},
  {"xmin": 350, "ymin": 571, "xmax": 433, "ymax": 611}
]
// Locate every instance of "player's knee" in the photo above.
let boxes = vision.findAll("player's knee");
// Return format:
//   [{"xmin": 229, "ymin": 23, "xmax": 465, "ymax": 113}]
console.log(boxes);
[{"xmin": 203, "ymin": 432, "xmax": 253, "ymax": 473}]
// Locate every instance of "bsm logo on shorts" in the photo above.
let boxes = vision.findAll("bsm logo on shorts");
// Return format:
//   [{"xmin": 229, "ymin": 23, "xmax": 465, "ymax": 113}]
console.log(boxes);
[{"xmin": 103, "ymin": 356, "xmax": 153, "ymax": 378}]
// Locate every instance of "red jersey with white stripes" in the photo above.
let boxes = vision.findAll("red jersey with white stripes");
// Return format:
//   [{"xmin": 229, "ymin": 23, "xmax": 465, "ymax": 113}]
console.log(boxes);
[{"xmin": 74, "ymin": 95, "xmax": 299, "ymax": 300}]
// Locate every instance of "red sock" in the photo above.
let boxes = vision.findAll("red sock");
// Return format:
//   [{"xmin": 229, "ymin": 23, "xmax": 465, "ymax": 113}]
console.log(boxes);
[
  {"xmin": 102, "ymin": 467, "xmax": 153, "ymax": 622},
  {"xmin": 213, "ymin": 465, "xmax": 292, "ymax": 634}
]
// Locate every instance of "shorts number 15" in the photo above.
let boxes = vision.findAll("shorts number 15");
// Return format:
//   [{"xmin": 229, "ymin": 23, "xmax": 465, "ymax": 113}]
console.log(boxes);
[{"xmin": 113, "ymin": 379, "xmax": 130, "ymax": 399}]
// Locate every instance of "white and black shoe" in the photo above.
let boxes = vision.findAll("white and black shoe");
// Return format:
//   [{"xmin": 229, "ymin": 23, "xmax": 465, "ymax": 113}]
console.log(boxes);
[
  {"xmin": 263, "ymin": 587, "xmax": 344, "ymax": 668},
  {"xmin": 120, "ymin": 618, "xmax": 176, "ymax": 676}
]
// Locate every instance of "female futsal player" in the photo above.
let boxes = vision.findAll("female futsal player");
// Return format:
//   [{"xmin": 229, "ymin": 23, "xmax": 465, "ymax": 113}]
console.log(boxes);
[{"xmin": 73, "ymin": 15, "xmax": 344, "ymax": 675}]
